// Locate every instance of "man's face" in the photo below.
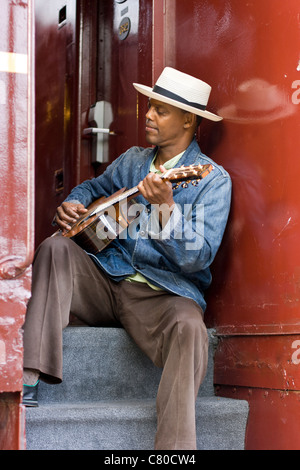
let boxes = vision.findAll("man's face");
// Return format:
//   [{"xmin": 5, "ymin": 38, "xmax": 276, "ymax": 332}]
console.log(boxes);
[{"xmin": 145, "ymin": 98, "xmax": 188, "ymax": 148}]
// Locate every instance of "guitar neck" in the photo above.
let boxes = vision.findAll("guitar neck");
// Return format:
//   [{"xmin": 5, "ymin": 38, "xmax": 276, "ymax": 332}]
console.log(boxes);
[
  {"xmin": 89, "ymin": 163, "xmax": 212, "ymax": 217},
  {"xmin": 91, "ymin": 186, "xmax": 139, "ymax": 216}
]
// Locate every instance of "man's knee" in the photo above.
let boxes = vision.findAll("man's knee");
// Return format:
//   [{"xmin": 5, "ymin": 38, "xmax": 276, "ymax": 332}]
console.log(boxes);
[
  {"xmin": 171, "ymin": 299, "xmax": 207, "ymax": 339},
  {"xmin": 162, "ymin": 298, "xmax": 208, "ymax": 358},
  {"xmin": 177, "ymin": 311, "xmax": 208, "ymax": 348},
  {"xmin": 33, "ymin": 235, "xmax": 75, "ymax": 267},
  {"xmin": 37, "ymin": 235, "xmax": 72, "ymax": 254}
]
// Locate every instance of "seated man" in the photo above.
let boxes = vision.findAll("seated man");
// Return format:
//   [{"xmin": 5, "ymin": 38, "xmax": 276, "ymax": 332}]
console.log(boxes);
[{"xmin": 22, "ymin": 67, "xmax": 231, "ymax": 450}]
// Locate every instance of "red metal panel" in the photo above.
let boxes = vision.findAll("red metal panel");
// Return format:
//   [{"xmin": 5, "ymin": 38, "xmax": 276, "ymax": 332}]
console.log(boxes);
[
  {"xmin": 153, "ymin": 0, "xmax": 300, "ymax": 334},
  {"xmin": 191, "ymin": 0, "xmax": 299, "ymax": 335},
  {"xmin": 34, "ymin": 0, "xmax": 78, "ymax": 247},
  {"xmin": 214, "ymin": 334, "xmax": 300, "ymax": 391},
  {"xmin": 153, "ymin": 0, "xmax": 300, "ymax": 449},
  {"xmin": 0, "ymin": 0, "xmax": 34, "ymax": 450},
  {"xmin": 0, "ymin": 394, "xmax": 25, "ymax": 451},
  {"xmin": 216, "ymin": 386, "xmax": 300, "ymax": 450}
]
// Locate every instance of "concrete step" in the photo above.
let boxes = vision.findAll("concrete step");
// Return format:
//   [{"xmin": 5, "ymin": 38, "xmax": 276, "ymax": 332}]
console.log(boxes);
[
  {"xmin": 25, "ymin": 326, "xmax": 249, "ymax": 450},
  {"xmin": 38, "ymin": 327, "xmax": 218, "ymax": 403},
  {"xmin": 25, "ymin": 397, "xmax": 249, "ymax": 450}
]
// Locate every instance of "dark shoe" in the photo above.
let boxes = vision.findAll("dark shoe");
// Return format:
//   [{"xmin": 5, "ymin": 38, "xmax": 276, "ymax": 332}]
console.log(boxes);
[{"xmin": 22, "ymin": 380, "xmax": 39, "ymax": 407}]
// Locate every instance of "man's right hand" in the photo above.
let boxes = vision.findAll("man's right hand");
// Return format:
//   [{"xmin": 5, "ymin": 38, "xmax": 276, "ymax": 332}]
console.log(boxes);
[{"xmin": 54, "ymin": 202, "xmax": 88, "ymax": 233}]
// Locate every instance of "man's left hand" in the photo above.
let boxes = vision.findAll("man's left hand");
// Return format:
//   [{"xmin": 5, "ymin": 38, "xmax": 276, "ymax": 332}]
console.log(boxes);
[{"xmin": 137, "ymin": 165, "xmax": 174, "ymax": 208}]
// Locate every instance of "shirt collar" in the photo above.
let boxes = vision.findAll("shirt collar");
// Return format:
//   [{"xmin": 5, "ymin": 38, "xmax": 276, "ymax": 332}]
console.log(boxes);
[{"xmin": 149, "ymin": 150, "xmax": 185, "ymax": 174}]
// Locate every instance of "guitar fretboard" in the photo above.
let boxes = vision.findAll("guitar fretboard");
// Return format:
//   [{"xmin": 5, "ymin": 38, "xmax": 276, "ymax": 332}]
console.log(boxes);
[{"xmin": 90, "ymin": 186, "xmax": 139, "ymax": 216}]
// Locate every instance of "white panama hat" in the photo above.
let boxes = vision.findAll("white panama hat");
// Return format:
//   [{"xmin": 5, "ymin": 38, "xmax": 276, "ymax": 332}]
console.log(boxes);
[{"xmin": 133, "ymin": 67, "xmax": 222, "ymax": 122}]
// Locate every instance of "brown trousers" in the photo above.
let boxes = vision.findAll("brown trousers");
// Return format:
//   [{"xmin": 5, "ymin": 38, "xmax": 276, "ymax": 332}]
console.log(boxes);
[{"xmin": 23, "ymin": 236, "xmax": 208, "ymax": 450}]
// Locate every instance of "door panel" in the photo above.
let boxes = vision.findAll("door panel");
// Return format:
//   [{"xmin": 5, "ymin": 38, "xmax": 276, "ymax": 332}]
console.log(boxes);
[
  {"xmin": 34, "ymin": 0, "xmax": 77, "ymax": 247},
  {"xmin": 34, "ymin": 0, "xmax": 153, "ymax": 245},
  {"xmin": 94, "ymin": 0, "xmax": 152, "ymax": 175}
]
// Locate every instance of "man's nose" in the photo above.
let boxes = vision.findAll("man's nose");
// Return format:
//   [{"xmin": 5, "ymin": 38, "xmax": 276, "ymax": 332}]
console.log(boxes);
[{"xmin": 146, "ymin": 106, "xmax": 154, "ymax": 120}]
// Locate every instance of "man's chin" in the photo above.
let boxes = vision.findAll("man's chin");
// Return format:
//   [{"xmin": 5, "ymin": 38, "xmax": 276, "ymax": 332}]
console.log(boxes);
[{"xmin": 145, "ymin": 135, "xmax": 157, "ymax": 146}]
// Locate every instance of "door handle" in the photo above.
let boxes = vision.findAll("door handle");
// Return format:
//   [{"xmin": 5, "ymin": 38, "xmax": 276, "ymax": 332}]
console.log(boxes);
[
  {"xmin": 83, "ymin": 127, "xmax": 116, "ymax": 136},
  {"xmin": 84, "ymin": 101, "xmax": 114, "ymax": 163}
]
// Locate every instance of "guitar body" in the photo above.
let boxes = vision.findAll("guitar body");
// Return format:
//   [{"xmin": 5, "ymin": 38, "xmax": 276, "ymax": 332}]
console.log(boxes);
[
  {"xmin": 54, "ymin": 163, "xmax": 213, "ymax": 255},
  {"xmin": 62, "ymin": 189, "xmax": 140, "ymax": 255}
]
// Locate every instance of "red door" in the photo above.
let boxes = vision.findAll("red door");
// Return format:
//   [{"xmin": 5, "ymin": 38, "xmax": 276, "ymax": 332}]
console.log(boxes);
[
  {"xmin": 34, "ymin": 0, "xmax": 153, "ymax": 246},
  {"xmin": 92, "ymin": 0, "xmax": 153, "ymax": 172},
  {"xmin": 34, "ymin": 0, "xmax": 78, "ymax": 247}
]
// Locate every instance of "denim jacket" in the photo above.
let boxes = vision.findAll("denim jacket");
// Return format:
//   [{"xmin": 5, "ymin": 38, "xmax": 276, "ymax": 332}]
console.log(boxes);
[{"xmin": 65, "ymin": 138, "xmax": 231, "ymax": 312}]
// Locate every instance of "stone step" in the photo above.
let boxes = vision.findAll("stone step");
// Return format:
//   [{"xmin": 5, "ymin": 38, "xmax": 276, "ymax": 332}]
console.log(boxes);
[
  {"xmin": 25, "ymin": 326, "xmax": 249, "ymax": 450},
  {"xmin": 38, "ymin": 327, "xmax": 218, "ymax": 403},
  {"xmin": 25, "ymin": 397, "xmax": 249, "ymax": 450}
]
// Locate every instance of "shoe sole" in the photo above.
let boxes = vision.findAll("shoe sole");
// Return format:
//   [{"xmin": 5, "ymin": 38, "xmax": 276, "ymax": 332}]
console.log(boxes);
[{"xmin": 23, "ymin": 401, "xmax": 39, "ymax": 407}]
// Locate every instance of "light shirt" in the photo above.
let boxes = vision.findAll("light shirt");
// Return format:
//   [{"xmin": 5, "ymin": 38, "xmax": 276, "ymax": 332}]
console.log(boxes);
[{"xmin": 126, "ymin": 151, "xmax": 185, "ymax": 290}]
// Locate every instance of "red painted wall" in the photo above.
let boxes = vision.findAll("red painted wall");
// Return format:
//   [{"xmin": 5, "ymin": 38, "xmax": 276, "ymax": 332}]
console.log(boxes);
[
  {"xmin": 153, "ymin": 0, "xmax": 299, "ymax": 332},
  {"xmin": 0, "ymin": 0, "xmax": 34, "ymax": 450},
  {"xmin": 152, "ymin": 0, "xmax": 300, "ymax": 449}
]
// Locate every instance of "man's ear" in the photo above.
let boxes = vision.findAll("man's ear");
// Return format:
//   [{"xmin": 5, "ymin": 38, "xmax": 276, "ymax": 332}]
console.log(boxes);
[{"xmin": 183, "ymin": 112, "xmax": 196, "ymax": 129}]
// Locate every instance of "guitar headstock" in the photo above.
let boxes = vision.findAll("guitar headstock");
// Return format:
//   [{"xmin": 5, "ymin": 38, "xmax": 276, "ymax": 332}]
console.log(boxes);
[{"xmin": 161, "ymin": 164, "xmax": 213, "ymax": 189}]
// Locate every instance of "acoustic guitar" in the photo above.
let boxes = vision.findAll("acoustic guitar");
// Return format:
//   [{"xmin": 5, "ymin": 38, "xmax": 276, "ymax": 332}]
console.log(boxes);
[{"xmin": 54, "ymin": 164, "xmax": 213, "ymax": 255}]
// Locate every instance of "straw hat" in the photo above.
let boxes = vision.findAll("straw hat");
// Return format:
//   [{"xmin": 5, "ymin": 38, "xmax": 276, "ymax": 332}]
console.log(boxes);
[{"xmin": 133, "ymin": 67, "xmax": 222, "ymax": 122}]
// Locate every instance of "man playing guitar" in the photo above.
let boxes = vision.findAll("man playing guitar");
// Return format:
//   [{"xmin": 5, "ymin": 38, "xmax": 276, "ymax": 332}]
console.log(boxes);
[{"xmin": 22, "ymin": 68, "xmax": 231, "ymax": 450}]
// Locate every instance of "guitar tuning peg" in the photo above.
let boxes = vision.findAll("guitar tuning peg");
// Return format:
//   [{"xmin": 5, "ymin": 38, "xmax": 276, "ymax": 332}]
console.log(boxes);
[
  {"xmin": 172, "ymin": 183, "xmax": 180, "ymax": 190},
  {"xmin": 181, "ymin": 181, "xmax": 190, "ymax": 189},
  {"xmin": 191, "ymin": 180, "xmax": 199, "ymax": 186}
]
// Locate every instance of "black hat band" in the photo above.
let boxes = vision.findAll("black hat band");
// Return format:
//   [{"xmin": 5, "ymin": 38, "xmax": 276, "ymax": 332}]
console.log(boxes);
[{"xmin": 152, "ymin": 85, "xmax": 207, "ymax": 111}]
